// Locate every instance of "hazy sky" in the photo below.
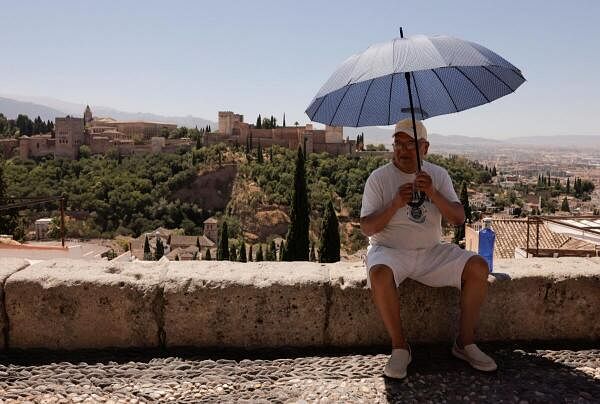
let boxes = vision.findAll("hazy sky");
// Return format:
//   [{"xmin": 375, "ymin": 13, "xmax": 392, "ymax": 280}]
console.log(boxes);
[{"xmin": 1, "ymin": 0, "xmax": 598, "ymax": 139}]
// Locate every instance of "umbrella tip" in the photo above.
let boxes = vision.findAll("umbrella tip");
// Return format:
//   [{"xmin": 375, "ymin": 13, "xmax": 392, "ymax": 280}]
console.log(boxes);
[{"xmin": 399, "ymin": 27, "xmax": 404, "ymax": 38}]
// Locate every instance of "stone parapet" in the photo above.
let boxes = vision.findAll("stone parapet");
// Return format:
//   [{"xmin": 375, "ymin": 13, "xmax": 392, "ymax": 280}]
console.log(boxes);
[{"xmin": 0, "ymin": 258, "xmax": 598, "ymax": 350}]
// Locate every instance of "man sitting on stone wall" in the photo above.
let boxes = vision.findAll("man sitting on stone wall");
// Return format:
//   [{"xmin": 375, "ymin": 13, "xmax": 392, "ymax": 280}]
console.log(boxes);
[{"xmin": 360, "ymin": 119, "xmax": 496, "ymax": 379}]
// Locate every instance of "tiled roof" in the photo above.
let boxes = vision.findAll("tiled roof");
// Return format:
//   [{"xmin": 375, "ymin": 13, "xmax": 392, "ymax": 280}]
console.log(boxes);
[
  {"xmin": 472, "ymin": 219, "xmax": 570, "ymax": 259},
  {"xmin": 170, "ymin": 235, "xmax": 198, "ymax": 247},
  {"xmin": 197, "ymin": 235, "xmax": 216, "ymax": 247}
]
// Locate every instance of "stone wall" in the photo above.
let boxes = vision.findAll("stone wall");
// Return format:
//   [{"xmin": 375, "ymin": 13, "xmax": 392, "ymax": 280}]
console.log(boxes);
[{"xmin": 0, "ymin": 258, "xmax": 598, "ymax": 351}]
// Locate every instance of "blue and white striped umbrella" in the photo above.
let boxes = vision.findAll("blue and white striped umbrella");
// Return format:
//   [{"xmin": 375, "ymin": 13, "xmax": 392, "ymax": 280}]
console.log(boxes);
[{"xmin": 305, "ymin": 33, "xmax": 525, "ymax": 127}]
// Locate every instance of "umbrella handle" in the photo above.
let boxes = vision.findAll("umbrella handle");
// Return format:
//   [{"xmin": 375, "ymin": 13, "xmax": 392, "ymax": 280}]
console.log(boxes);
[{"xmin": 408, "ymin": 191, "xmax": 426, "ymax": 208}]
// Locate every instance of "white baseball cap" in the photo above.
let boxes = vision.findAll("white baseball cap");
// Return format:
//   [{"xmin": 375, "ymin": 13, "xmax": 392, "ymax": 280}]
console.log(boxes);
[{"xmin": 393, "ymin": 119, "xmax": 427, "ymax": 141}]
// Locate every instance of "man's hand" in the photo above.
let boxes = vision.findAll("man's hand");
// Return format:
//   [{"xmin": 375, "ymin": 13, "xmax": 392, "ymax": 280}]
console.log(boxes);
[
  {"xmin": 414, "ymin": 171, "xmax": 436, "ymax": 198},
  {"xmin": 393, "ymin": 183, "xmax": 415, "ymax": 209}
]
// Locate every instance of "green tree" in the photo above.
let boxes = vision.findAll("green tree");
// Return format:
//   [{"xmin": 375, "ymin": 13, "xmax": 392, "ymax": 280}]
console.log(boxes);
[
  {"xmin": 256, "ymin": 114, "xmax": 262, "ymax": 129},
  {"xmin": 255, "ymin": 244, "xmax": 264, "ymax": 261},
  {"xmin": 561, "ymin": 197, "xmax": 570, "ymax": 212},
  {"xmin": 283, "ymin": 113, "xmax": 286, "ymax": 127},
  {"xmin": 204, "ymin": 248, "xmax": 212, "ymax": 260},
  {"xmin": 0, "ymin": 113, "xmax": 8, "ymax": 134},
  {"xmin": 318, "ymin": 199, "xmax": 340, "ymax": 263},
  {"xmin": 155, "ymin": 237, "xmax": 164, "ymax": 260},
  {"xmin": 279, "ymin": 240, "xmax": 286, "ymax": 261},
  {"xmin": 248, "ymin": 244, "xmax": 253, "ymax": 262},
  {"xmin": 453, "ymin": 182, "xmax": 470, "ymax": 245},
  {"xmin": 217, "ymin": 221, "xmax": 229, "ymax": 260},
  {"xmin": 283, "ymin": 146, "xmax": 310, "ymax": 261},
  {"xmin": 79, "ymin": 145, "xmax": 91, "ymax": 159},
  {"xmin": 0, "ymin": 161, "xmax": 18, "ymax": 236},
  {"xmin": 256, "ymin": 141, "xmax": 264, "ymax": 164},
  {"xmin": 229, "ymin": 244, "xmax": 237, "ymax": 261},
  {"xmin": 266, "ymin": 240, "xmax": 276, "ymax": 261},
  {"xmin": 143, "ymin": 235, "xmax": 152, "ymax": 260},
  {"xmin": 16, "ymin": 114, "xmax": 33, "ymax": 136},
  {"xmin": 566, "ymin": 178, "xmax": 570, "ymax": 194},
  {"xmin": 238, "ymin": 239, "xmax": 247, "ymax": 262}
]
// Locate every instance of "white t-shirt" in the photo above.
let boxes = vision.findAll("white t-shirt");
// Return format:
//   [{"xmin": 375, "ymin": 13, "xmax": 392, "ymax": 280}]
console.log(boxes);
[{"xmin": 360, "ymin": 161, "xmax": 460, "ymax": 250}]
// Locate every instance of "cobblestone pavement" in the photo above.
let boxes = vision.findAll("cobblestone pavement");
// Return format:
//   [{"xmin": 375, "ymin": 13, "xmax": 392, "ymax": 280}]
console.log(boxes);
[{"xmin": 0, "ymin": 343, "xmax": 598, "ymax": 403}]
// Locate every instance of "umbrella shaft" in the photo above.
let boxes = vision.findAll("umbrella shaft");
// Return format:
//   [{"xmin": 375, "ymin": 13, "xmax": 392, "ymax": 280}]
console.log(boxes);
[{"xmin": 404, "ymin": 72, "xmax": 422, "ymax": 172}]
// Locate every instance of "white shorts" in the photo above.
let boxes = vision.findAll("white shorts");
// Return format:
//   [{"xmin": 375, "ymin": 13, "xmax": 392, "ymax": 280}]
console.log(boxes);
[{"xmin": 365, "ymin": 243, "xmax": 477, "ymax": 290}]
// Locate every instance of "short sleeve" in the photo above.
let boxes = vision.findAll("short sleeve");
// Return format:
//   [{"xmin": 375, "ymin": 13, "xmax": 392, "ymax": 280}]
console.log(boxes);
[
  {"xmin": 438, "ymin": 169, "xmax": 460, "ymax": 203},
  {"xmin": 360, "ymin": 174, "xmax": 383, "ymax": 218}
]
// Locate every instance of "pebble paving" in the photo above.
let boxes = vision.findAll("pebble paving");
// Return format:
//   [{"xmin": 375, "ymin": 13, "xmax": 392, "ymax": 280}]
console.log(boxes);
[{"xmin": 0, "ymin": 343, "xmax": 598, "ymax": 403}]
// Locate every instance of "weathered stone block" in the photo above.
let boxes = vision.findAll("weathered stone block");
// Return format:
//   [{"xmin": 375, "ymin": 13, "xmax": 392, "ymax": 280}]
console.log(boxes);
[
  {"xmin": 163, "ymin": 261, "xmax": 328, "ymax": 348},
  {"xmin": 327, "ymin": 258, "xmax": 600, "ymax": 345},
  {"xmin": 0, "ymin": 258, "xmax": 29, "ymax": 349},
  {"xmin": 5, "ymin": 259, "xmax": 167, "ymax": 350},
  {"xmin": 327, "ymin": 262, "xmax": 460, "ymax": 346},
  {"xmin": 479, "ymin": 258, "xmax": 600, "ymax": 341}
]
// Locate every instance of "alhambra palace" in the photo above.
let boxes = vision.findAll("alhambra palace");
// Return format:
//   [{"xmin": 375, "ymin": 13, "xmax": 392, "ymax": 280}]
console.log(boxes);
[{"xmin": 2, "ymin": 107, "xmax": 356, "ymax": 160}]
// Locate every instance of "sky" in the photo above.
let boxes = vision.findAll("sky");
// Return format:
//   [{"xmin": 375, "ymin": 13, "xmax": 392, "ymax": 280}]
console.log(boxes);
[{"xmin": 1, "ymin": 0, "xmax": 599, "ymax": 139}]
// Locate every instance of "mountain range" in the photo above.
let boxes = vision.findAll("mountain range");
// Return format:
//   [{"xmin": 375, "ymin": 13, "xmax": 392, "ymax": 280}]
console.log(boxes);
[
  {"xmin": 0, "ymin": 95, "xmax": 216, "ymax": 129},
  {"xmin": 1, "ymin": 95, "xmax": 598, "ymax": 148}
]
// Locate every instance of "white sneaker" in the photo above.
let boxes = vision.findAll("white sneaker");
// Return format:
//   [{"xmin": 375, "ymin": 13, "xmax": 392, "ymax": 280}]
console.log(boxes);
[
  {"xmin": 452, "ymin": 340, "xmax": 497, "ymax": 372},
  {"xmin": 384, "ymin": 347, "xmax": 412, "ymax": 379}
]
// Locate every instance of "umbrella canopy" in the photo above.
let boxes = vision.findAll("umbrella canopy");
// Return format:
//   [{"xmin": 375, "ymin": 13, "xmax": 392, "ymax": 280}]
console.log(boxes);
[{"xmin": 305, "ymin": 34, "xmax": 525, "ymax": 127}]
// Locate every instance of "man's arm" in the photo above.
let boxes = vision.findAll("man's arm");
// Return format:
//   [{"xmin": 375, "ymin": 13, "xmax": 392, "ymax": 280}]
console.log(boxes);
[
  {"xmin": 429, "ymin": 191, "xmax": 465, "ymax": 225},
  {"xmin": 415, "ymin": 171, "xmax": 465, "ymax": 225},
  {"xmin": 360, "ymin": 183, "xmax": 413, "ymax": 236}
]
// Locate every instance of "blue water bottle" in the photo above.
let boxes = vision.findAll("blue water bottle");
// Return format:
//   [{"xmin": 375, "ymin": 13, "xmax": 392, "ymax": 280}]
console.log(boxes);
[{"xmin": 478, "ymin": 218, "xmax": 495, "ymax": 273}]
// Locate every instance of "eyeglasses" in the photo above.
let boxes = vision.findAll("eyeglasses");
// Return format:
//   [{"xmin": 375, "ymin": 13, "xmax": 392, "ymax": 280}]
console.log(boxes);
[{"xmin": 393, "ymin": 140, "xmax": 420, "ymax": 151}]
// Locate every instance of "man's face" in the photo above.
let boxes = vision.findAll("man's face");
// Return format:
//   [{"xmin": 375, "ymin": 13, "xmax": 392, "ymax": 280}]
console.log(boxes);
[{"xmin": 393, "ymin": 132, "xmax": 429, "ymax": 165}]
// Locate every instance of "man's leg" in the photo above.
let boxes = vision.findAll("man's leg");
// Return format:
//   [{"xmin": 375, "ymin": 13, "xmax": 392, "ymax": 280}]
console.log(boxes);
[
  {"xmin": 369, "ymin": 265, "xmax": 408, "ymax": 349},
  {"xmin": 458, "ymin": 255, "xmax": 489, "ymax": 347}
]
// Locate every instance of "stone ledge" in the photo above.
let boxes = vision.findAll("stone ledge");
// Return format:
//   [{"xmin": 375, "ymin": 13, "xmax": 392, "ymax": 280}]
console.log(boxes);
[
  {"xmin": 0, "ymin": 258, "xmax": 30, "ymax": 349},
  {"xmin": 0, "ymin": 257, "xmax": 598, "ymax": 350}
]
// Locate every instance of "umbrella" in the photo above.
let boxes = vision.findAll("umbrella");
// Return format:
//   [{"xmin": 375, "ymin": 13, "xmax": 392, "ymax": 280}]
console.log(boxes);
[{"xmin": 305, "ymin": 28, "xmax": 525, "ymax": 206}]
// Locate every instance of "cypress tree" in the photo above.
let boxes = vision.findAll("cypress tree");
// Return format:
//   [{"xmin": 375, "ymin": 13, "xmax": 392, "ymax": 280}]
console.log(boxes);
[
  {"xmin": 492, "ymin": 166, "xmax": 497, "ymax": 177},
  {"xmin": 453, "ymin": 182, "xmax": 470, "ymax": 246},
  {"xmin": 284, "ymin": 146, "xmax": 310, "ymax": 260},
  {"xmin": 248, "ymin": 244, "xmax": 253, "ymax": 262},
  {"xmin": 318, "ymin": 200, "xmax": 340, "ymax": 263},
  {"xmin": 175, "ymin": 255, "xmax": 180, "ymax": 261},
  {"xmin": 256, "ymin": 244, "xmax": 264, "ymax": 261},
  {"xmin": 267, "ymin": 240, "xmax": 276, "ymax": 261},
  {"xmin": 257, "ymin": 141, "xmax": 264, "ymax": 163},
  {"xmin": 561, "ymin": 197, "xmax": 570, "ymax": 212},
  {"xmin": 143, "ymin": 235, "xmax": 152, "ymax": 261},
  {"xmin": 205, "ymin": 248, "xmax": 212, "ymax": 260},
  {"xmin": 229, "ymin": 244, "xmax": 237, "ymax": 261},
  {"xmin": 239, "ymin": 240, "xmax": 247, "ymax": 262},
  {"xmin": 271, "ymin": 240, "xmax": 277, "ymax": 261},
  {"xmin": 155, "ymin": 238, "xmax": 164, "ymax": 260},
  {"xmin": 283, "ymin": 113, "xmax": 286, "ymax": 127},
  {"xmin": 279, "ymin": 241, "xmax": 286, "ymax": 261},
  {"xmin": 217, "ymin": 221, "xmax": 229, "ymax": 260},
  {"xmin": 566, "ymin": 178, "xmax": 571, "ymax": 194},
  {"xmin": 256, "ymin": 114, "xmax": 262, "ymax": 128}
]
